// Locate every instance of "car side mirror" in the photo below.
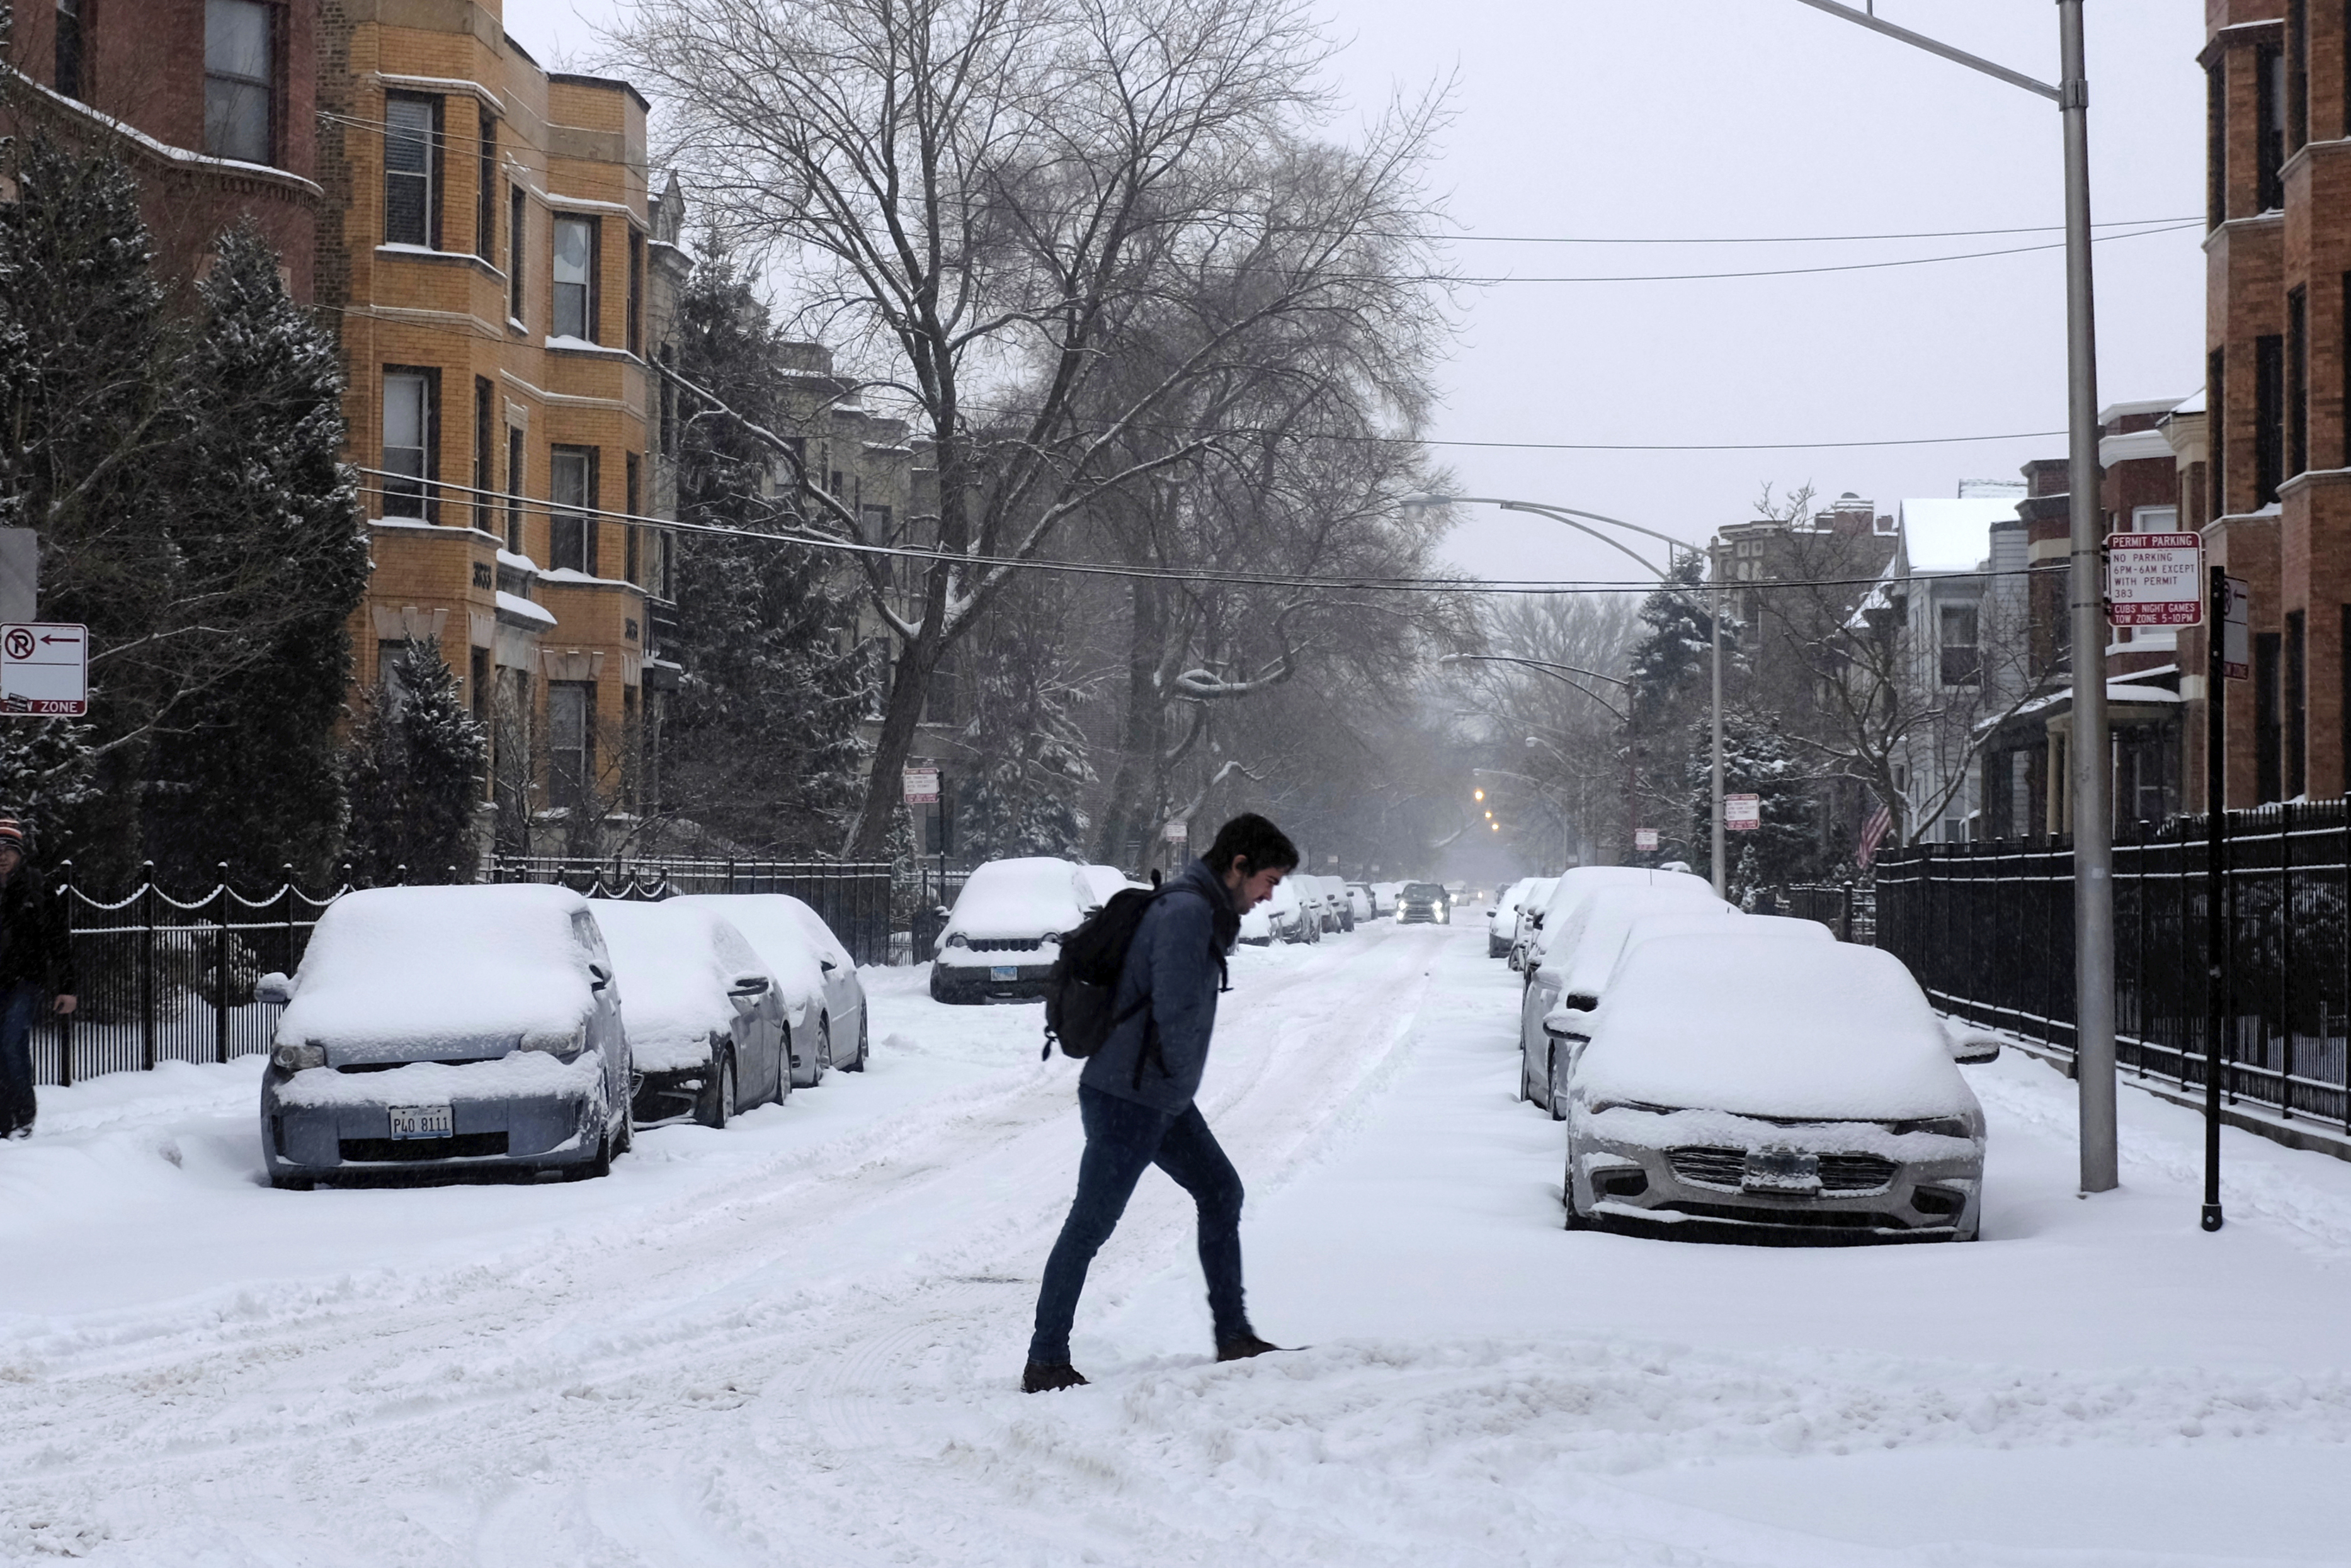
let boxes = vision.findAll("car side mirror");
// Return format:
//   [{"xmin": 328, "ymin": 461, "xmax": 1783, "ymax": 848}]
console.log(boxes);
[
  {"xmin": 589, "ymin": 963, "xmax": 612, "ymax": 992},
  {"xmin": 1563, "ymin": 993, "xmax": 1598, "ymax": 1013},
  {"xmin": 729, "ymin": 974, "xmax": 771, "ymax": 996},
  {"xmin": 254, "ymin": 972, "xmax": 293, "ymax": 1006},
  {"xmin": 1951, "ymin": 1035, "xmax": 2001, "ymax": 1065},
  {"xmin": 819, "ymin": 958, "xmax": 838, "ymax": 974},
  {"xmin": 933, "ymin": 904, "xmax": 952, "ymax": 920}
]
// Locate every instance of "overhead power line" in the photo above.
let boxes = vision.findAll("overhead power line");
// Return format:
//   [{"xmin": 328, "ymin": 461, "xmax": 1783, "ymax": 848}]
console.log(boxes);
[
  {"xmin": 1447, "ymin": 221, "xmax": 2197, "ymax": 285},
  {"xmin": 1443, "ymin": 218, "xmax": 2199, "ymax": 245}
]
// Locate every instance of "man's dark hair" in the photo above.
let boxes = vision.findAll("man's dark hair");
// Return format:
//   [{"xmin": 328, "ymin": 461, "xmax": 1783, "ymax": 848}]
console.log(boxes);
[{"xmin": 1205, "ymin": 814, "xmax": 1299, "ymax": 876}]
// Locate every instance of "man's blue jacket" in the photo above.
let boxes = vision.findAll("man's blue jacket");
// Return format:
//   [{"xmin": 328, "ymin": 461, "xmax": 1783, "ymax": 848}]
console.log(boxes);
[{"xmin": 1079, "ymin": 857, "xmax": 1236, "ymax": 1115}]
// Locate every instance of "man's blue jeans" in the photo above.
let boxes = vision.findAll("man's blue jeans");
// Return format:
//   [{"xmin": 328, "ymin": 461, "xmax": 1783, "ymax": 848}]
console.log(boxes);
[
  {"xmin": 0, "ymin": 982, "xmax": 42, "ymax": 1132},
  {"xmin": 1029, "ymin": 1084, "xmax": 1248, "ymax": 1364}
]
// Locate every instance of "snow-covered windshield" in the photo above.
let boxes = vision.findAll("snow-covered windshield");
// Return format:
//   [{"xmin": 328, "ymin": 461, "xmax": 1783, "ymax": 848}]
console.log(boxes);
[
  {"xmin": 947, "ymin": 858, "xmax": 1093, "ymax": 939},
  {"xmin": 276, "ymin": 885, "xmax": 595, "ymax": 1052},
  {"xmin": 1552, "ymin": 897, "xmax": 1740, "ymax": 997},
  {"xmin": 1079, "ymin": 865, "xmax": 1138, "ymax": 906},
  {"xmin": 589, "ymin": 900, "xmax": 770, "ymax": 1072},
  {"xmin": 1580, "ymin": 935, "xmax": 1976, "ymax": 1120},
  {"xmin": 1531, "ymin": 868, "xmax": 1718, "ymax": 965},
  {"xmin": 1402, "ymin": 882, "xmax": 1446, "ymax": 901}
]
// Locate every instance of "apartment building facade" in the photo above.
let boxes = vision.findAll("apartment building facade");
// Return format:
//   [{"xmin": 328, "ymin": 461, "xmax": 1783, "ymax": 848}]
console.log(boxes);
[
  {"xmin": 2, "ymin": 0, "xmax": 323, "ymax": 297},
  {"xmin": 323, "ymin": 0, "xmax": 685, "ymax": 854}
]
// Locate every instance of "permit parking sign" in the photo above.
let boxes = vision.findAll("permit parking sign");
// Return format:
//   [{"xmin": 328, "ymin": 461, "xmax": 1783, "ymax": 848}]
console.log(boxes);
[
  {"xmin": 0, "ymin": 623, "xmax": 88, "ymax": 716},
  {"xmin": 902, "ymin": 766, "xmax": 940, "ymax": 804},
  {"xmin": 1634, "ymin": 828, "xmax": 1659, "ymax": 852},
  {"xmin": 2107, "ymin": 533, "xmax": 2204, "ymax": 627},
  {"xmin": 1725, "ymin": 793, "xmax": 1762, "ymax": 831}
]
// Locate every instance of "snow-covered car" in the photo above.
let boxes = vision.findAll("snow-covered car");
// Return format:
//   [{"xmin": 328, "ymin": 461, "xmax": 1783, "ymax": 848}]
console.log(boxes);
[
  {"xmin": 591, "ymin": 899, "xmax": 789, "ymax": 1128},
  {"xmin": 930, "ymin": 858, "xmax": 1100, "ymax": 1003},
  {"xmin": 1519, "ymin": 880, "xmax": 1725, "ymax": 1077},
  {"xmin": 1263, "ymin": 876, "xmax": 1319, "ymax": 944},
  {"xmin": 1314, "ymin": 875, "xmax": 1355, "ymax": 933},
  {"xmin": 1345, "ymin": 882, "xmax": 1374, "ymax": 923},
  {"xmin": 1395, "ymin": 881, "xmax": 1451, "ymax": 924},
  {"xmin": 1523, "ymin": 910, "xmax": 1822, "ymax": 1115},
  {"xmin": 673, "ymin": 893, "xmax": 866, "ymax": 1085},
  {"xmin": 1506, "ymin": 875, "xmax": 1559, "ymax": 969},
  {"xmin": 1518, "ymin": 866, "xmax": 1716, "ymax": 979},
  {"xmin": 1238, "ymin": 905, "xmax": 1274, "ymax": 945},
  {"xmin": 1560, "ymin": 934, "xmax": 1988, "ymax": 1242},
  {"xmin": 1368, "ymin": 882, "xmax": 1403, "ymax": 916},
  {"xmin": 254, "ymin": 885, "xmax": 631, "ymax": 1188},
  {"xmin": 1487, "ymin": 876, "xmax": 1539, "ymax": 958},
  {"xmin": 1079, "ymin": 863, "xmax": 1145, "ymax": 906}
]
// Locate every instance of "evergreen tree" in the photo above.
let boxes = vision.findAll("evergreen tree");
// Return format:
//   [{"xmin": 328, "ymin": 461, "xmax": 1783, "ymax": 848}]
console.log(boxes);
[
  {"xmin": 343, "ymin": 639, "xmax": 489, "ymax": 885},
  {"xmin": 141, "ymin": 220, "xmax": 368, "ymax": 883},
  {"xmin": 955, "ymin": 583, "xmax": 1093, "ymax": 861},
  {"xmin": 1685, "ymin": 709, "xmax": 1821, "ymax": 900},
  {"xmin": 1622, "ymin": 556, "xmax": 1718, "ymax": 862},
  {"xmin": 661, "ymin": 250, "xmax": 866, "ymax": 854}
]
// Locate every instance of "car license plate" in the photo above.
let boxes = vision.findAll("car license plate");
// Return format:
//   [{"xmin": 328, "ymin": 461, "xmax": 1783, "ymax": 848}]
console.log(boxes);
[
  {"xmin": 387, "ymin": 1104, "xmax": 453, "ymax": 1140},
  {"xmin": 1743, "ymin": 1147, "xmax": 1820, "ymax": 1194},
  {"xmin": 991, "ymin": 965, "xmax": 1020, "ymax": 982}
]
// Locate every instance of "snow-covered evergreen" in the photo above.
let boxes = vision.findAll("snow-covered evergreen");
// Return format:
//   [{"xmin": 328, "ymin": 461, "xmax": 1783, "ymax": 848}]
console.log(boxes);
[{"xmin": 343, "ymin": 639, "xmax": 489, "ymax": 885}]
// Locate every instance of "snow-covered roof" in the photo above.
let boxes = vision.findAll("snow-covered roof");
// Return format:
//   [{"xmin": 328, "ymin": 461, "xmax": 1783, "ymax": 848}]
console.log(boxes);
[
  {"xmin": 1898, "ymin": 498, "xmax": 2017, "ymax": 576},
  {"xmin": 2100, "ymin": 429, "xmax": 2176, "ymax": 467},
  {"xmin": 496, "ymin": 590, "xmax": 556, "ymax": 628},
  {"xmin": 946, "ymin": 858, "xmax": 1095, "ymax": 940}
]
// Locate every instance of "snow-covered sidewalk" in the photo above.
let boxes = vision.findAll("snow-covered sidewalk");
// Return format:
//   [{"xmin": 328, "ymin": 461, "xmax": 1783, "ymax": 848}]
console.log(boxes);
[{"xmin": 1, "ymin": 924, "xmax": 2347, "ymax": 1564}]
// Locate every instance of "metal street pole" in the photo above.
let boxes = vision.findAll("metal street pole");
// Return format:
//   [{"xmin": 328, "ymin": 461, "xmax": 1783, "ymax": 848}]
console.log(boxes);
[
  {"xmin": 1711, "ymin": 575, "xmax": 1726, "ymax": 898},
  {"xmin": 1786, "ymin": 0, "xmax": 2115, "ymax": 1195}
]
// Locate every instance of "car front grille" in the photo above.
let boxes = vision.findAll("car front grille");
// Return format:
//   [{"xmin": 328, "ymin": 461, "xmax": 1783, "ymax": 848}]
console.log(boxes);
[
  {"xmin": 338, "ymin": 1132, "xmax": 509, "ymax": 1162},
  {"xmin": 1818, "ymin": 1154, "xmax": 1900, "ymax": 1191},
  {"xmin": 1666, "ymin": 1146, "xmax": 1901, "ymax": 1193},
  {"xmin": 961, "ymin": 938, "xmax": 1041, "ymax": 953},
  {"xmin": 1666, "ymin": 1146, "xmax": 1746, "ymax": 1188}
]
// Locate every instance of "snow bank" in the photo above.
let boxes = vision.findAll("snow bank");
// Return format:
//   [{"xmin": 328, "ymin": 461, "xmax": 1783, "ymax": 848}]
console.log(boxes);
[
  {"xmin": 274, "ymin": 885, "xmax": 596, "ymax": 1055},
  {"xmin": 1580, "ymin": 934, "xmax": 1977, "ymax": 1120},
  {"xmin": 945, "ymin": 858, "xmax": 1094, "ymax": 941},
  {"xmin": 588, "ymin": 900, "xmax": 771, "ymax": 1073}
]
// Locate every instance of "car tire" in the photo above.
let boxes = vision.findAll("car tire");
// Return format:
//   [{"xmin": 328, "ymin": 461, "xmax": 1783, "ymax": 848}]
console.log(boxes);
[
  {"xmin": 613, "ymin": 1113, "xmax": 633, "ymax": 1157},
  {"xmin": 845, "ymin": 1011, "xmax": 869, "ymax": 1072},
  {"xmin": 572, "ymin": 1130, "xmax": 614, "ymax": 1181},
  {"xmin": 1546, "ymin": 1045, "xmax": 1566, "ymax": 1122},
  {"xmin": 1563, "ymin": 1161, "xmax": 1591, "ymax": 1231},
  {"xmin": 698, "ymin": 1051, "xmax": 736, "ymax": 1129},
  {"xmin": 270, "ymin": 1174, "xmax": 313, "ymax": 1192}
]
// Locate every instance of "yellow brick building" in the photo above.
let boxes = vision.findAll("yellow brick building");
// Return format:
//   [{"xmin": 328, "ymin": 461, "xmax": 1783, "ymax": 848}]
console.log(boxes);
[{"xmin": 321, "ymin": 0, "xmax": 685, "ymax": 856}]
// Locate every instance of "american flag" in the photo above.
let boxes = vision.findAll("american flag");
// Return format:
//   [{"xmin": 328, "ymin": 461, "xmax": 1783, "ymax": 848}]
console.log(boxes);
[{"xmin": 1857, "ymin": 803, "xmax": 1893, "ymax": 868}]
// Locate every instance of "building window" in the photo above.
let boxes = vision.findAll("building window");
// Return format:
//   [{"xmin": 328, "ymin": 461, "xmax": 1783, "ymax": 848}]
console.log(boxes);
[
  {"xmin": 2256, "ymin": 630, "xmax": 2284, "ymax": 803},
  {"xmin": 2257, "ymin": 332, "xmax": 2286, "ymax": 505},
  {"xmin": 385, "ymin": 95, "xmax": 441, "ymax": 247},
  {"xmin": 204, "ymin": 0, "xmax": 273, "ymax": 164},
  {"xmin": 508, "ymin": 185, "xmax": 527, "ymax": 323},
  {"xmin": 1938, "ymin": 605, "xmax": 1981, "ymax": 687},
  {"xmin": 2208, "ymin": 57, "xmax": 2226, "ymax": 229},
  {"xmin": 2289, "ymin": 287, "xmax": 2309, "ymax": 480},
  {"xmin": 506, "ymin": 424, "xmax": 525, "ymax": 554},
  {"xmin": 472, "ymin": 378, "xmax": 494, "ymax": 532},
  {"xmin": 382, "ymin": 369, "xmax": 437, "ymax": 518},
  {"xmin": 476, "ymin": 112, "xmax": 498, "ymax": 262},
  {"xmin": 2131, "ymin": 506, "xmax": 2178, "ymax": 534},
  {"xmin": 548, "ymin": 681, "xmax": 595, "ymax": 808},
  {"xmin": 2287, "ymin": 608, "xmax": 2308, "ymax": 799},
  {"xmin": 54, "ymin": 0, "xmax": 83, "ymax": 100},
  {"xmin": 550, "ymin": 445, "xmax": 596, "ymax": 573},
  {"xmin": 2288, "ymin": 0, "xmax": 2309, "ymax": 154},
  {"xmin": 2211, "ymin": 345, "xmax": 2228, "ymax": 514},
  {"xmin": 624, "ymin": 453, "xmax": 642, "ymax": 582},
  {"xmin": 552, "ymin": 216, "xmax": 597, "ymax": 341},
  {"xmin": 2260, "ymin": 44, "xmax": 2287, "ymax": 212},
  {"xmin": 628, "ymin": 230, "xmax": 644, "ymax": 355}
]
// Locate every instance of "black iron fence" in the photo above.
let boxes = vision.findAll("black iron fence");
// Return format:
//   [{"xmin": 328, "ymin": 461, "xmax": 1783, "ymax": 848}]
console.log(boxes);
[
  {"xmin": 487, "ymin": 855, "xmax": 897, "ymax": 967},
  {"xmin": 1771, "ymin": 882, "xmax": 1876, "ymax": 944},
  {"xmin": 1874, "ymin": 803, "xmax": 2351, "ymax": 1131}
]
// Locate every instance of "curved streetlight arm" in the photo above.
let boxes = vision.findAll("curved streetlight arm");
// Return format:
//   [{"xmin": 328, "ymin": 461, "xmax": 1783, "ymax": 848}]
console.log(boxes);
[{"xmin": 1440, "ymin": 652, "xmax": 1630, "ymax": 724}]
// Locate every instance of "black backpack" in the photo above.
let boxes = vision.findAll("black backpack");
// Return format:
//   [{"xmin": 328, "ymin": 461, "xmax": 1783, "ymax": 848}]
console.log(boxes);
[{"xmin": 1040, "ymin": 886, "xmax": 1163, "ymax": 1060}]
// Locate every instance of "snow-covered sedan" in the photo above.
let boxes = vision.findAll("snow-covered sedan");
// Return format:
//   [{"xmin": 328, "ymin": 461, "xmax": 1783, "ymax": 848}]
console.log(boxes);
[
  {"xmin": 931, "ymin": 858, "xmax": 1101, "ymax": 1003},
  {"xmin": 1263, "ymin": 875, "xmax": 1319, "ymax": 944},
  {"xmin": 1506, "ymin": 875, "xmax": 1559, "ymax": 969},
  {"xmin": 1518, "ymin": 877, "xmax": 1725, "ymax": 1077},
  {"xmin": 1561, "ymin": 934, "xmax": 1988, "ymax": 1242},
  {"xmin": 255, "ymin": 886, "xmax": 632, "ymax": 1188},
  {"xmin": 1488, "ymin": 876, "xmax": 1539, "ymax": 958},
  {"xmin": 1345, "ymin": 882, "xmax": 1375, "ymax": 923},
  {"xmin": 675, "ymin": 893, "xmax": 867, "ymax": 1085},
  {"xmin": 591, "ymin": 899, "xmax": 788, "ymax": 1128}
]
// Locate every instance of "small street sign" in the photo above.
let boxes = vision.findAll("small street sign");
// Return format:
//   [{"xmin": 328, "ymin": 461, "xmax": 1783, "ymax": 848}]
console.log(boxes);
[
  {"xmin": 1724, "ymin": 793, "xmax": 1762, "ymax": 831},
  {"xmin": 1162, "ymin": 819, "xmax": 1189, "ymax": 843},
  {"xmin": 0, "ymin": 622, "xmax": 88, "ymax": 716},
  {"xmin": 2222, "ymin": 576, "xmax": 2250, "ymax": 681},
  {"xmin": 2106, "ymin": 532, "xmax": 2204, "ymax": 627},
  {"xmin": 901, "ymin": 766, "xmax": 941, "ymax": 804},
  {"xmin": 1634, "ymin": 827, "xmax": 1659, "ymax": 852}
]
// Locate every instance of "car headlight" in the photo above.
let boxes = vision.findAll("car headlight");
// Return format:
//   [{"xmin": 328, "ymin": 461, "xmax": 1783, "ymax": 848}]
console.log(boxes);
[
  {"xmin": 945, "ymin": 932, "xmax": 969, "ymax": 948},
  {"xmin": 518, "ymin": 1027, "xmax": 588, "ymax": 1062},
  {"xmin": 271, "ymin": 1042, "xmax": 326, "ymax": 1072},
  {"xmin": 1039, "ymin": 931, "xmax": 1061, "ymax": 946},
  {"xmin": 1887, "ymin": 1116, "xmax": 1972, "ymax": 1139}
]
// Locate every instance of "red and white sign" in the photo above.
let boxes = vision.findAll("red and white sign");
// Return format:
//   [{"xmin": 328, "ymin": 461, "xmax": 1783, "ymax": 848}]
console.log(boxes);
[
  {"xmin": 0, "ymin": 623, "xmax": 88, "ymax": 717},
  {"xmin": 1163, "ymin": 820, "xmax": 1189, "ymax": 843},
  {"xmin": 2106, "ymin": 533, "xmax": 2204, "ymax": 627},
  {"xmin": 901, "ymin": 767, "xmax": 941, "ymax": 805},
  {"xmin": 2221, "ymin": 575, "xmax": 2251, "ymax": 681},
  {"xmin": 1634, "ymin": 827, "xmax": 1659, "ymax": 852},
  {"xmin": 1724, "ymin": 793, "xmax": 1762, "ymax": 831}
]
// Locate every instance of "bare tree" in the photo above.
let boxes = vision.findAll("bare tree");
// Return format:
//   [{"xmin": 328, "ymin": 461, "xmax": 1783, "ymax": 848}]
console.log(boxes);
[{"xmin": 617, "ymin": 0, "xmax": 1446, "ymax": 856}]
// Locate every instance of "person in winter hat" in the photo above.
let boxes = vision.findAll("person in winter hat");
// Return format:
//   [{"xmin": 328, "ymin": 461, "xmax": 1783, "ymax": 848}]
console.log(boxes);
[
  {"xmin": 1023, "ymin": 813, "xmax": 1299, "ymax": 1394},
  {"xmin": 0, "ymin": 820, "xmax": 77, "ymax": 1139}
]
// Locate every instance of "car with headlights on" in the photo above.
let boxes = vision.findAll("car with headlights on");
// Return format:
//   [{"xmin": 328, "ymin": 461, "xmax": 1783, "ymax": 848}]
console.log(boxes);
[
  {"xmin": 930, "ymin": 858, "xmax": 1100, "ymax": 1003},
  {"xmin": 591, "ymin": 899, "xmax": 788, "ymax": 1128},
  {"xmin": 1394, "ymin": 881, "xmax": 1452, "ymax": 924},
  {"xmin": 255, "ymin": 885, "xmax": 631, "ymax": 1188},
  {"xmin": 673, "ymin": 893, "xmax": 866, "ymax": 1085},
  {"xmin": 1561, "ymin": 934, "xmax": 1988, "ymax": 1243}
]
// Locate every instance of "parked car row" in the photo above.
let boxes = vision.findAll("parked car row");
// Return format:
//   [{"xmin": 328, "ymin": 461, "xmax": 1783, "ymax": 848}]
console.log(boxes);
[
  {"xmin": 256, "ymin": 883, "xmax": 872, "ymax": 1190},
  {"xmin": 1493, "ymin": 866, "xmax": 1998, "ymax": 1244}
]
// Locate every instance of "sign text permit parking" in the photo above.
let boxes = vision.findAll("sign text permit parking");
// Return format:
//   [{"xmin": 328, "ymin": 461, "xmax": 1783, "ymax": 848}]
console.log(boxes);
[
  {"xmin": 0, "ymin": 623, "xmax": 88, "ymax": 716},
  {"xmin": 2106, "ymin": 533, "xmax": 2204, "ymax": 627}
]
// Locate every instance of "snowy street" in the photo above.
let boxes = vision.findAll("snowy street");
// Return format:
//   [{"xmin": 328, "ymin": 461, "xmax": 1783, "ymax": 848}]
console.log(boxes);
[{"xmin": 4, "ymin": 922, "xmax": 2351, "ymax": 1565}]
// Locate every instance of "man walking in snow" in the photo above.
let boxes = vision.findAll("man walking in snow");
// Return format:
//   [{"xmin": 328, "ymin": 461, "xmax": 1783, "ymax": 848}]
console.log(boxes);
[
  {"xmin": 1024, "ymin": 814, "xmax": 1299, "ymax": 1393},
  {"xmin": 0, "ymin": 820, "xmax": 77, "ymax": 1139}
]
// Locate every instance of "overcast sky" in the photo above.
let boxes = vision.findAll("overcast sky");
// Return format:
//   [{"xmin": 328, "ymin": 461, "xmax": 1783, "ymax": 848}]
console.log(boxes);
[{"xmin": 503, "ymin": 0, "xmax": 2206, "ymax": 588}]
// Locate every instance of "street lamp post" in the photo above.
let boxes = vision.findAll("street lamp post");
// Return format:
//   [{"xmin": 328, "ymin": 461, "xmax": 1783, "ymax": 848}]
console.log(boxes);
[
  {"xmin": 1413, "ymin": 497, "xmax": 1725, "ymax": 897},
  {"xmin": 1442, "ymin": 652, "xmax": 1636, "ymax": 872},
  {"xmin": 1787, "ymin": 0, "xmax": 2116, "ymax": 1196}
]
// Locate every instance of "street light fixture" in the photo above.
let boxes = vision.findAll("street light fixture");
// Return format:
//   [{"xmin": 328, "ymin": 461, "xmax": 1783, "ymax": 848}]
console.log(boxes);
[{"xmin": 1784, "ymin": 0, "xmax": 2117, "ymax": 1200}]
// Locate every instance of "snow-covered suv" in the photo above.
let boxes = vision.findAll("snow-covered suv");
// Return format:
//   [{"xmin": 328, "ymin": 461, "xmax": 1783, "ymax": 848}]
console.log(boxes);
[{"xmin": 930, "ymin": 858, "xmax": 1101, "ymax": 1003}]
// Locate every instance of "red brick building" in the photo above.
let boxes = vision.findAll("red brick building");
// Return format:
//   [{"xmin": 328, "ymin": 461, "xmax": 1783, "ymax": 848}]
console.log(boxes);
[{"xmin": 3, "ymin": 0, "xmax": 323, "ymax": 300}]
